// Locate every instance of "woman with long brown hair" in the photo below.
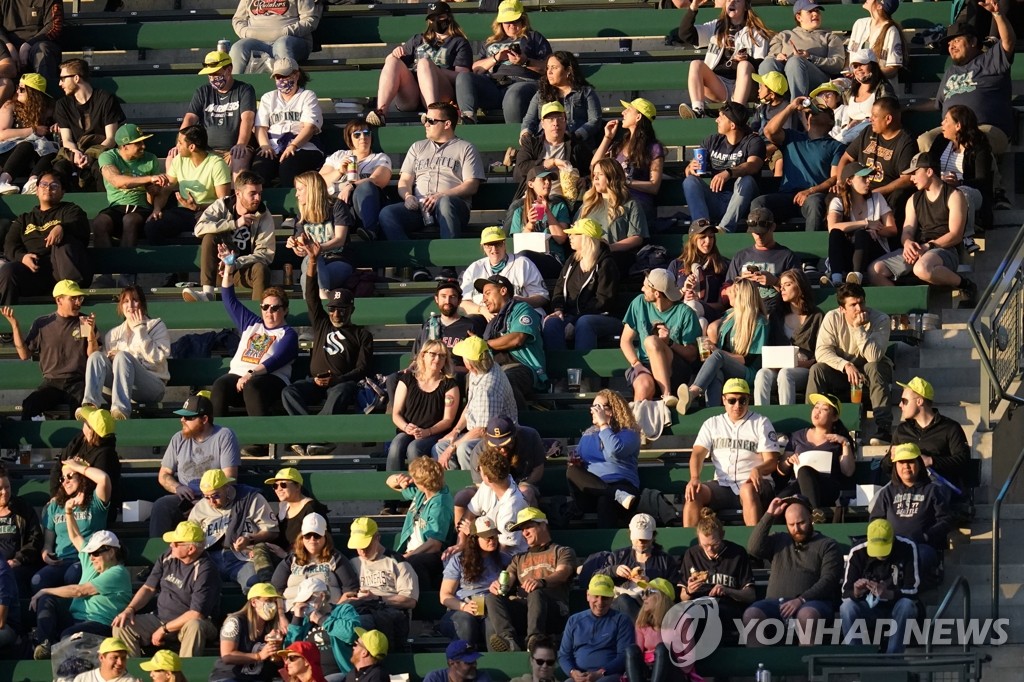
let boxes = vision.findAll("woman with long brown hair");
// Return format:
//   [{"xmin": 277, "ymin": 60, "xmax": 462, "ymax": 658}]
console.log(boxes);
[
  {"xmin": 592, "ymin": 97, "xmax": 664, "ymax": 225},
  {"xmin": 668, "ymin": 219, "xmax": 730, "ymax": 325},
  {"xmin": 0, "ymin": 72, "xmax": 55, "ymax": 195},
  {"xmin": 519, "ymin": 51, "xmax": 601, "ymax": 145},
  {"xmin": 824, "ymin": 161, "xmax": 897, "ymax": 286},
  {"xmin": 567, "ymin": 389, "xmax": 642, "ymax": 527},
  {"xmin": 929, "ymin": 104, "xmax": 992, "ymax": 242},
  {"xmin": 576, "ymin": 158, "xmax": 648, "ymax": 258},
  {"xmin": 438, "ymin": 517, "xmax": 511, "ymax": 649},
  {"xmin": 318, "ymin": 119, "xmax": 392, "ymax": 241},
  {"xmin": 271, "ymin": 512, "xmax": 357, "ymax": 606},
  {"xmin": 775, "ymin": 393, "xmax": 855, "ymax": 512},
  {"xmin": 847, "ymin": 0, "xmax": 905, "ymax": 80},
  {"xmin": 754, "ymin": 269, "xmax": 822, "ymax": 406}
]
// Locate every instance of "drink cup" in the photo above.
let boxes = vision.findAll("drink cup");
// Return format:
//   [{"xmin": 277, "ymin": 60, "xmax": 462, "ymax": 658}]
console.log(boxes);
[
  {"xmin": 530, "ymin": 201, "xmax": 545, "ymax": 222},
  {"xmin": 566, "ymin": 368, "xmax": 582, "ymax": 393},
  {"xmin": 698, "ymin": 336, "xmax": 711, "ymax": 361},
  {"xmin": 693, "ymin": 148, "xmax": 709, "ymax": 176},
  {"xmin": 472, "ymin": 594, "xmax": 486, "ymax": 616},
  {"xmin": 850, "ymin": 382, "xmax": 863, "ymax": 404}
]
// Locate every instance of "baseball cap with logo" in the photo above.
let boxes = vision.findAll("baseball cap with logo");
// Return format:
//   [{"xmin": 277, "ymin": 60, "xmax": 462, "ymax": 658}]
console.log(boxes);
[
  {"xmin": 629, "ymin": 512, "xmax": 656, "ymax": 541},
  {"xmin": 452, "ymin": 336, "xmax": 490, "ymax": 362},
  {"xmin": 301, "ymin": 512, "xmax": 327, "ymax": 537},
  {"xmin": 115, "ymin": 123, "xmax": 153, "ymax": 147},
  {"xmin": 174, "ymin": 394, "xmax": 213, "ymax": 418},
  {"xmin": 495, "ymin": 0, "xmax": 524, "ymax": 23},
  {"xmin": 588, "ymin": 574, "xmax": 615, "ymax": 598},
  {"xmin": 564, "ymin": 218, "xmax": 604, "ymax": 239},
  {"xmin": 866, "ymin": 518, "xmax": 895, "ymax": 558},
  {"xmin": 747, "ymin": 207, "xmax": 776, "ymax": 235},
  {"xmin": 426, "ymin": 1, "xmax": 451, "ymax": 18},
  {"xmin": 620, "ymin": 97, "xmax": 656, "ymax": 121},
  {"xmin": 199, "ymin": 50, "xmax": 232, "ymax": 75},
  {"xmin": 723, "ymin": 378, "xmax": 751, "ymax": 395},
  {"xmin": 644, "ymin": 268, "xmax": 682, "ymax": 302},
  {"xmin": 479, "ymin": 226, "xmax": 507, "ymax": 245},
  {"xmin": 98, "ymin": 638, "xmax": 130, "ymax": 655},
  {"xmin": 140, "ymin": 650, "xmax": 182, "ymax": 672},
  {"xmin": 327, "ymin": 289, "xmax": 354, "ymax": 309},
  {"xmin": 265, "ymin": 467, "xmax": 303, "ymax": 486},
  {"xmin": 348, "ymin": 517, "xmax": 379, "ymax": 549},
  {"xmin": 901, "ymin": 152, "xmax": 936, "ymax": 175},
  {"xmin": 474, "ymin": 516, "xmax": 500, "ymax": 537},
  {"xmin": 474, "ymin": 274, "xmax": 513, "ymax": 294},
  {"xmin": 485, "ymin": 415, "xmax": 517, "ymax": 447},
  {"xmin": 446, "ymin": 639, "xmax": 483, "ymax": 663},
  {"xmin": 77, "ymin": 405, "xmax": 115, "ymax": 438},
  {"xmin": 19, "ymin": 73, "xmax": 50, "ymax": 97},
  {"xmin": 897, "ymin": 377, "xmax": 934, "ymax": 401},
  {"xmin": 356, "ymin": 628, "xmax": 389, "ymax": 658},
  {"xmin": 508, "ymin": 507, "xmax": 548, "ymax": 531},
  {"xmin": 891, "ymin": 443, "xmax": 922, "ymax": 462},
  {"xmin": 752, "ymin": 72, "xmax": 789, "ymax": 96},
  {"xmin": 540, "ymin": 101, "xmax": 565, "ymax": 118},
  {"xmin": 82, "ymin": 529, "xmax": 121, "ymax": 555},
  {"xmin": 199, "ymin": 469, "xmax": 235, "ymax": 493},
  {"xmin": 53, "ymin": 280, "xmax": 85, "ymax": 298},
  {"xmin": 162, "ymin": 521, "xmax": 205, "ymax": 544}
]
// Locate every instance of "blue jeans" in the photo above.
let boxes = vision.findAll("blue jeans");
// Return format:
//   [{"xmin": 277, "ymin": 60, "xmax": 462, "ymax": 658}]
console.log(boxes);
[
  {"xmin": 35, "ymin": 593, "xmax": 113, "ymax": 644},
  {"xmin": 282, "ymin": 378, "xmax": 359, "ymax": 416},
  {"xmin": 299, "ymin": 255, "xmax": 354, "ymax": 296},
  {"xmin": 208, "ymin": 548, "xmax": 258, "ymax": 590},
  {"xmin": 682, "ymin": 175, "xmax": 759, "ymax": 232},
  {"xmin": 840, "ymin": 597, "xmax": 918, "ymax": 653},
  {"xmin": 386, "ymin": 432, "xmax": 441, "ymax": 471},
  {"xmin": 750, "ymin": 191, "xmax": 828, "ymax": 232},
  {"xmin": 229, "ymin": 35, "xmax": 311, "ymax": 74},
  {"xmin": 433, "ymin": 437, "xmax": 482, "ymax": 471},
  {"xmin": 335, "ymin": 182, "xmax": 384, "ymax": 236},
  {"xmin": 692, "ymin": 349, "xmax": 750, "ymax": 405},
  {"xmin": 758, "ymin": 56, "xmax": 830, "ymax": 100},
  {"xmin": 541, "ymin": 313, "xmax": 622, "ymax": 352},
  {"xmin": 454, "ymin": 72, "xmax": 539, "ymax": 124},
  {"xmin": 84, "ymin": 350, "xmax": 167, "ymax": 416},
  {"xmin": 439, "ymin": 609, "xmax": 486, "ymax": 649},
  {"xmin": 378, "ymin": 196, "xmax": 471, "ymax": 245},
  {"xmin": 753, "ymin": 367, "xmax": 810, "ymax": 406},
  {"xmin": 31, "ymin": 560, "xmax": 81, "ymax": 594}
]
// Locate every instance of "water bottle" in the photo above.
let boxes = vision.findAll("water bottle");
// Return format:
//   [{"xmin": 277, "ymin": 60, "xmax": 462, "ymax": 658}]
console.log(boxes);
[
  {"xmin": 755, "ymin": 663, "xmax": 771, "ymax": 682},
  {"xmin": 420, "ymin": 198, "xmax": 436, "ymax": 227},
  {"xmin": 428, "ymin": 312, "xmax": 440, "ymax": 341}
]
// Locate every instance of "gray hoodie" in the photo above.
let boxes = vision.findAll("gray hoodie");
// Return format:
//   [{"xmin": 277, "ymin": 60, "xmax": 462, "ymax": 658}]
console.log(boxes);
[
  {"xmin": 768, "ymin": 27, "xmax": 846, "ymax": 76},
  {"xmin": 232, "ymin": 0, "xmax": 322, "ymax": 45}
]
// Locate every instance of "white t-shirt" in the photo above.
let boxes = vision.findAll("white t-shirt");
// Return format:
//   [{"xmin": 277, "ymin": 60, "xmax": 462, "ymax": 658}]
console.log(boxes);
[
  {"xmin": 847, "ymin": 18, "xmax": 903, "ymax": 69},
  {"xmin": 938, "ymin": 145, "xmax": 965, "ymax": 181},
  {"xmin": 827, "ymin": 192, "xmax": 893, "ymax": 252},
  {"xmin": 695, "ymin": 412, "xmax": 780, "ymax": 494},
  {"xmin": 255, "ymin": 88, "xmax": 323, "ymax": 153},
  {"xmin": 459, "ymin": 253, "xmax": 549, "ymax": 308},
  {"xmin": 73, "ymin": 671, "xmax": 141, "ymax": 682},
  {"xmin": 321, "ymin": 150, "xmax": 392, "ymax": 197},
  {"xmin": 467, "ymin": 478, "xmax": 529, "ymax": 553},
  {"xmin": 693, "ymin": 21, "xmax": 770, "ymax": 71}
]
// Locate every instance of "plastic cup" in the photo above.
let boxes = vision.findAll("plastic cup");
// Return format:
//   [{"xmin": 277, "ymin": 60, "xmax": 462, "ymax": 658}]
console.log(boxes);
[
  {"xmin": 850, "ymin": 383, "xmax": 863, "ymax": 404},
  {"xmin": 472, "ymin": 594, "xmax": 486, "ymax": 617},
  {"xmin": 698, "ymin": 336, "xmax": 711, "ymax": 361},
  {"xmin": 566, "ymin": 368, "xmax": 582, "ymax": 392}
]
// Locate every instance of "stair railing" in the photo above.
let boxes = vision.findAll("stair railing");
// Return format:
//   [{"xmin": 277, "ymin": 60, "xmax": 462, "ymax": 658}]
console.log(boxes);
[
  {"xmin": 991, "ymin": 447, "xmax": 1024, "ymax": 620},
  {"xmin": 926, "ymin": 576, "xmax": 971, "ymax": 653}
]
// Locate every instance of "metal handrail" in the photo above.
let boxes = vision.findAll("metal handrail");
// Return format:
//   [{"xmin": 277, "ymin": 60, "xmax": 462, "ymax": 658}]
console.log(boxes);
[
  {"xmin": 927, "ymin": 576, "xmax": 971, "ymax": 654},
  {"xmin": 991, "ymin": 445, "xmax": 1024, "ymax": 620}
]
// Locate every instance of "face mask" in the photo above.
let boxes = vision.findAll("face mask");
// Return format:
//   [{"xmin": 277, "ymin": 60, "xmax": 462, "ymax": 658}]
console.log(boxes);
[
  {"xmin": 210, "ymin": 75, "xmax": 228, "ymax": 90},
  {"xmin": 256, "ymin": 600, "xmax": 278, "ymax": 620},
  {"xmin": 276, "ymin": 78, "xmax": 296, "ymax": 95},
  {"xmin": 435, "ymin": 19, "xmax": 451, "ymax": 33}
]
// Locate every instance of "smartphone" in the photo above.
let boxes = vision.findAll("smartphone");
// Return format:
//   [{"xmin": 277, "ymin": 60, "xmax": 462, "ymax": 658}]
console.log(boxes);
[
  {"xmin": 746, "ymin": 265, "xmax": 760, "ymax": 274},
  {"xmin": 508, "ymin": 43, "xmax": 522, "ymax": 55}
]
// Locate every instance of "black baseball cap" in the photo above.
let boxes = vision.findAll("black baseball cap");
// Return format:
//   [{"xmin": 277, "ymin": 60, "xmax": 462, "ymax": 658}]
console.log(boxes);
[
  {"xmin": 746, "ymin": 207, "xmax": 776, "ymax": 234},
  {"xmin": 427, "ymin": 1, "xmax": 451, "ymax": 18},
  {"xmin": 435, "ymin": 278, "xmax": 461, "ymax": 296},
  {"xmin": 688, "ymin": 218, "xmax": 716, "ymax": 235},
  {"xmin": 474, "ymin": 274, "xmax": 513, "ymax": 294},
  {"xmin": 174, "ymin": 394, "xmax": 212, "ymax": 418},
  {"xmin": 327, "ymin": 289, "xmax": 355, "ymax": 309}
]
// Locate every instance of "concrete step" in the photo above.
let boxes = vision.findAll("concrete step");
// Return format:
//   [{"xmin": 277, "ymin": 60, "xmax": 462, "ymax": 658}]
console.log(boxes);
[{"xmin": 922, "ymin": 327, "xmax": 980, "ymax": 350}]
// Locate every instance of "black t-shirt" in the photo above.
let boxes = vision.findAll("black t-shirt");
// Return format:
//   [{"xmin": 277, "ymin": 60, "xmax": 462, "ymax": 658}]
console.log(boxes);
[
  {"xmin": 702, "ymin": 131, "xmax": 767, "ymax": 176},
  {"xmin": 412, "ymin": 315, "xmax": 486, "ymax": 369},
  {"xmin": 401, "ymin": 34, "xmax": 473, "ymax": 71},
  {"xmin": 304, "ymin": 621, "xmax": 341, "ymax": 677},
  {"xmin": 186, "ymin": 81, "xmax": 257, "ymax": 151},
  {"xmin": 0, "ymin": 511, "xmax": 20, "ymax": 562},
  {"xmin": 845, "ymin": 127, "xmax": 917, "ymax": 192},
  {"xmin": 397, "ymin": 373, "xmax": 457, "ymax": 430},
  {"xmin": 53, "ymin": 88, "xmax": 125, "ymax": 143},
  {"xmin": 680, "ymin": 539, "xmax": 753, "ymax": 606},
  {"xmin": 786, "ymin": 427, "xmax": 845, "ymax": 479}
]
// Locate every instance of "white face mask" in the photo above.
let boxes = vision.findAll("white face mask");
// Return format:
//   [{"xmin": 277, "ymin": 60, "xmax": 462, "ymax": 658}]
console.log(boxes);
[{"xmin": 256, "ymin": 600, "xmax": 278, "ymax": 620}]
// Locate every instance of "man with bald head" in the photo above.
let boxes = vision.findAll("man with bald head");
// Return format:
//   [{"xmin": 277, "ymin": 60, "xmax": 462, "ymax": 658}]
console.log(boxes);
[{"xmin": 742, "ymin": 496, "xmax": 842, "ymax": 645}]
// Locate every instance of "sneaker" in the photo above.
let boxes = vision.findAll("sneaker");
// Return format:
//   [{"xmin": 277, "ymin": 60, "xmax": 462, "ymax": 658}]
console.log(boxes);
[
  {"xmin": 0, "ymin": 333, "xmax": 12, "ymax": 344},
  {"xmin": 33, "ymin": 640, "xmax": 51, "ymax": 660},
  {"xmin": 662, "ymin": 394, "xmax": 678, "ymax": 409},
  {"xmin": 489, "ymin": 634, "xmax": 514, "ymax": 652},
  {"xmin": 819, "ymin": 274, "xmax": 833, "ymax": 287},
  {"xmin": 411, "ymin": 268, "xmax": 432, "ymax": 282},
  {"xmin": 963, "ymin": 236, "xmax": 980, "ymax": 255},
  {"xmin": 868, "ymin": 433, "xmax": 892, "ymax": 446},
  {"xmin": 993, "ymin": 191, "xmax": 1012, "ymax": 211},
  {"xmin": 676, "ymin": 383, "xmax": 692, "ymax": 415},
  {"xmin": 614, "ymin": 488, "xmax": 637, "ymax": 510},
  {"xmin": 306, "ymin": 444, "xmax": 337, "ymax": 456},
  {"xmin": 74, "ymin": 405, "xmax": 94, "ymax": 422},
  {"xmin": 21, "ymin": 177, "xmax": 37, "ymax": 194},
  {"xmin": 355, "ymin": 227, "xmax": 376, "ymax": 242},
  {"xmin": 181, "ymin": 287, "xmax": 209, "ymax": 303},
  {"xmin": 365, "ymin": 108, "xmax": 386, "ymax": 127},
  {"xmin": 435, "ymin": 267, "xmax": 458, "ymax": 282},
  {"xmin": 0, "ymin": 182, "xmax": 19, "ymax": 195},
  {"xmin": 958, "ymin": 276, "xmax": 978, "ymax": 309},
  {"xmin": 678, "ymin": 103, "xmax": 697, "ymax": 119},
  {"xmin": 110, "ymin": 408, "xmax": 128, "ymax": 421},
  {"xmin": 846, "ymin": 271, "xmax": 863, "ymax": 285},
  {"xmin": 241, "ymin": 444, "xmax": 270, "ymax": 457},
  {"xmin": 289, "ymin": 444, "xmax": 307, "ymax": 458}
]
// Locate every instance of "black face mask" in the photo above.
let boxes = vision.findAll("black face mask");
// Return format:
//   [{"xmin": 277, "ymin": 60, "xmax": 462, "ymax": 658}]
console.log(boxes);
[{"xmin": 435, "ymin": 18, "xmax": 451, "ymax": 33}]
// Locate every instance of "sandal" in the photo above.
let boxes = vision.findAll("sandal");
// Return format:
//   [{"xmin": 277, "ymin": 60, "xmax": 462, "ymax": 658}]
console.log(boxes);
[{"xmin": 365, "ymin": 108, "xmax": 386, "ymax": 127}]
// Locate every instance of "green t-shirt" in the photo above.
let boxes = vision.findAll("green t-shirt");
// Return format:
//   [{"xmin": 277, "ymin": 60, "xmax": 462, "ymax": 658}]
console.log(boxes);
[
  {"xmin": 169, "ymin": 152, "xmax": 231, "ymax": 206},
  {"xmin": 70, "ymin": 552, "xmax": 132, "ymax": 623},
  {"xmin": 717, "ymin": 314, "xmax": 769, "ymax": 382},
  {"xmin": 44, "ymin": 495, "xmax": 109, "ymax": 560},
  {"xmin": 622, "ymin": 294, "xmax": 701, "ymax": 363},
  {"xmin": 501, "ymin": 301, "xmax": 549, "ymax": 389},
  {"xmin": 98, "ymin": 149, "xmax": 160, "ymax": 208}
]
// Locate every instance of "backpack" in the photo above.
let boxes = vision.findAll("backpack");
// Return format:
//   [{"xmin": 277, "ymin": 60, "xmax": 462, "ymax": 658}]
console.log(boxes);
[{"xmin": 635, "ymin": 488, "xmax": 681, "ymax": 527}]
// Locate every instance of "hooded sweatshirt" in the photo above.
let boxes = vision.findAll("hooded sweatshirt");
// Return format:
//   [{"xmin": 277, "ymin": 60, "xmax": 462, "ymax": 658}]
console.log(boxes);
[
  {"xmin": 870, "ymin": 479, "xmax": 952, "ymax": 549},
  {"xmin": 768, "ymin": 27, "xmax": 847, "ymax": 76},
  {"xmin": 232, "ymin": 0, "xmax": 322, "ymax": 44},
  {"xmin": 194, "ymin": 196, "xmax": 276, "ymax": 269},
  {"xmin": 550, "ymin": 242, "xmax": 620, "ymax": 317}
]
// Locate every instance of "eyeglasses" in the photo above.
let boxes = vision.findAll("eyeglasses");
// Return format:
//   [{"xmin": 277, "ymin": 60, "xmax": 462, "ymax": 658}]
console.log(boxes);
[
  {"xmin": 38, "ymin": 181, "xmax": 61, "ymax": 190},
  {"xmin": 423, "ymin": 351, "xmax": 444, "ymax": 359},
  {"xmin": 351, "ymin": 130, "xmax": 371, "ymax": 139},
  {"xmin": 285, "ymin": 655, "xmax": 304, "ymax": 663},
  {"xmin": 423, "ymin": 117, "xmax": 448, "ymax": 126},
  {"xmin": 303, "ymin": 532, "xmax": 324, "ymax": 540},
  {"xmin": 533, "ymin": 658, "xmax": 556, "ymax": 666},
  {"xmin": 272, "ymin": 482, "xmax": 292, "ymax": 490},
  {"xmin": 58, "ymin": 74, "xmax": 74, "ymax": 81},
  {"xmin": 592, "ymin": 402, "xmax": 609, "ymax": 409},
  {"xmin": 261, "ymin": 304, "xmax": 285, "ymax": 312},
  {"xmin": 203, "ymin": 492, "xmax": 222, "ymax": 501},
  {"xmin": 725, "ymin": 397, "xmax": 749, "ymax": 406}
]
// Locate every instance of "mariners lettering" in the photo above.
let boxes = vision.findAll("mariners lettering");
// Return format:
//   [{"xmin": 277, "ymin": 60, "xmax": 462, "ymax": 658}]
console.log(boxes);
[
  {"xmin": 241, "ymin": 332, "xmax": 276, "ymax": 364},
  {"xmin": 712, "ymin": 436, "xmax": 757, "ymax": 452},
  {"xmin": 360, "ymin": 568, "xmax": 398, "ymax": 593},
  {"xmin": 249, "ymin": 0, "xmax": 288, "ymax": 16},
  {"xmin": 414, "ymin": 155, "xmax": 462, "ymax": 177},
  {"xmin": 891, "ymin": 491, "xmax": 925, "ymax": 518},
  {"xmin": 204, "ymin": 100, "xmax": 241, "ymax": 126},
  {"xmin": 163, "ymin": 574, "xmax": 185, "ymax": 589},
  {"xmin": 415, "ymin": 43, "xmax": 450, "ymax": 68},
  {"xmin": 269, "ymin": 111, "xmax": 303, "ymax": 126},
  {"xmin": 23, "ymin": 218, "xmax": 63, "ymax": 235}
]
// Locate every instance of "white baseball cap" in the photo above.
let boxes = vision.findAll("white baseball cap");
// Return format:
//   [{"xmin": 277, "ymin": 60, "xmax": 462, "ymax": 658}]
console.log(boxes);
[
  {"xmin": 629, "ymin": 513, "xmax": 656, "ymax": 541},
  {"xmin": 293, "ymin": 576, "xmax": 329, "ymax": 604},
  {"xmin": 301, "ymin": 513, "xmax": 328, "ymax": 537},
  {"xmin": 474, "ymin": 516, "xmax": 500, "ymax": 538},
  {"xmin": 83, "ymin": 530, "xmax": 121, "ymax": 555}
]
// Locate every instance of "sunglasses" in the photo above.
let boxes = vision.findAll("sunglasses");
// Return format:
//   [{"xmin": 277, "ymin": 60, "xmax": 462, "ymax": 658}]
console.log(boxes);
[
  {"xmin": 272, "ymin": 482, "xmax": 292, "ymax": 490},
  {"xmin": 180, "ymin": 414, "xmax": 201, "ymax": 421},
  {"xmin": 725, "ymin": 397, "xmax": 749, "ymax": 406},
  {"xmin": 261, "ymin": 304, "xmax": 285, "ymax": 312},
  {"xmin": 16, "ymin": 86, "xmax": 26, "ymax": 93},
  {"xmin": 285, "ymin": 655, "xmax": 304, "ymax": 663},
  {"xmin": 58, "ymin": 74, "xmax": 74, "ymax": 81},
  {"xmin": 423, "ymin": 351, "xmax": 444, "ymax": 359},
  {"xmin": 273, "ymin": 73, "xmax": 296, "ymax": 80},
  {"xmin": 61, "ymin": 473, "xmax": 78, "ymax": 482},
  {"xmin": 533, "ymin": 658, "xmax": 556, "ymax": 666},
  {"xmin": 423, "ymin": 117, "xmax": 448, "ymax": 126},
  {"xmin": 89, "ymin": 546, "xmax": 111, "ymax": 557},
  {"xmin": 351, "ymin": 130, "xmax": 371, "ymax": 139},
  {"xmin": 303, "ymin": 532, "xmax": 324, "ymax": 540},
  {"xmin": 899, "ymin": 398, "xmax": 911, "ymax": 405}
]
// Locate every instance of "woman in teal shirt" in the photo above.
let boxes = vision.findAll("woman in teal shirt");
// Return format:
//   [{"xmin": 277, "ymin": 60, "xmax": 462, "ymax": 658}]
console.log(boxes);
[
  {"xmin": 386, "ymin": 457, "xmax": 454, "ymax": 590},
  {"xmin": 678, "ymin": 278, "xmax": 768, "ymax": 413},
  {"xmin": 33, "ymin": 458, "xmax": 112, "ymax": 593}
]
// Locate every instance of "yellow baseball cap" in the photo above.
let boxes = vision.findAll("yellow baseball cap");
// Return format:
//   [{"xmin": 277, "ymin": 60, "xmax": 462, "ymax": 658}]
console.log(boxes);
[
  {"xmin": 348, "ymin": 517, "xmax": 379, "ymax": 549},
  {"xmin": 752, "ymin": 72, "xmax": 789, "ymax": 96},
  {"xmin": 77, "ymin": 405, "xmax": 115, "ymax": 437},
  {"xmin": 647, "ymin": 577, "xmax": 676, "ymax": 601},
  {"xmin": 199, "ymin": 50, "xmax": 232, "ymax": 75},
  {"xmin": 508, "ymin": 506, "xmax": 548, "ymax": 531},
  {"xmin": 19, "ymin": 73, "xmax": 49, "ymax": 97},
  {"xmin": 479, "ymin": 226, "xmax": 507, "ymax": 244},
  {"xmin": 809, "ymin": 82, "xmax": 842, "ymax": 99},
  {"xmin": 807, "ymin": 393, "xmax": 842, "ymax": 418},
  {"xmin": 162, "ymin": 520, "xmax": 205, "ymax": 544},
  {"xmin": 495, "ymin": 0, "xmax": 524, "ymax": 23},
  {"xmin": 199, "ymin": 469, "xmax": 235, "ymax": 493},
  {"xmin": 891, "ymin": 443, "xmax": 922, "ymax": 462},
  {"xmin": 540, "ymin": 101, "xmax": 565, "ymax": 118},
  {"xmin": 588, "ymin": 574, "xmax": 615, "ymax": 597},
  {"xmin": 53, "ymin": 280, "xmax": 85, "ymax": 298},
  {"xmin": 620, "ymin": 97, "xmax": 656, "ymax": 121},
  {"xmin": 452, "ymin": 336, "xmax": 490, "ymax": 362},
  {"xmin": 355, "ymin": 627, "xmax": 389, "ymax": 658},
  {"xmin": 140, "ymin": 650, "xmax": 182, "ymax": 672},
  {"xmin": 264, "ymin": 467, "xmax": 303, "ymax": 486},
  {"xmin": 564, "ymin": 218, "xmax": 604, "ymax": 240},
  {"xmin": 247, "ymin": 583, "xmax": 282, "ymax": 600},
  {"xmin": 897, "ymin": 377, "xmax": 934, "ymax": 401},
  {"xmin": 722, "ymin": 378, "xmax": 750, "ymax": 395},
  {"xmin": 866, "ymin": 518, "xmax": 894, "ymax": 558},
  {"xmin": 98, "ymin": 637, "xmax": 129, "ymax": 655}
]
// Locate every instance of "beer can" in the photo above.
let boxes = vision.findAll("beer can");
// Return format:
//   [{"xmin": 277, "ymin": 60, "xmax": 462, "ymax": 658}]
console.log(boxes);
[
  {"xmin": 498, "ymin": 570, "xmax": 511, "ymax": 595},
  {"xmin": 693, "ymin": 147, "xmax": 710, "ymax": 176},
  {"xmin": 217, "ymin": 39, "xmax": 231, "ymax": 54}
]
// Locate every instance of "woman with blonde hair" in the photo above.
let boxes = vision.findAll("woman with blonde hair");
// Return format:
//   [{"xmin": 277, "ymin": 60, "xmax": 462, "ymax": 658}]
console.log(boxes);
[
  {"xmin": 287, "ymin": 171, "xmax": 351, "ymax": 295},
  {"xmin": 209, "ymin": 583, "xmax": 287, "ymax": 682},
  {"xmin": 318, "ymin": 119, "xmax": 392, "ymax": 240},
  {"xmin": 455, "ymin": 0, "xmax": 552, "ymax": 124},
  {"xmin": 567, "ymin": 389, "xmax": 642, "ymax": 526},
  {"xmin": 677, "ymin": 278, "xmax": 768, "ymax": 414},
  {"xmin": 271, "ymin": 512, "xmax": 358, "ymax": 606},
  {"xmin": 386, "ymin": 340, "xmax": 459, "ymax": 473},
  {"xmin": 677, "ymin": 0, "xmax": 774, "ymax": 116},
  {"xmin": 387, "ymin": 456, "xmax": 454, "ymax": 588},
  {"xmin": 577, "ymin": 158, "xmax": 648, "ymax": 264},
  {"xmin": 624, "ymin": 579, "xmax": 678, "ymax": 682},
  {"xmin": 542, "ymin": 218, "xmax": 620, "ymax": 352}
]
